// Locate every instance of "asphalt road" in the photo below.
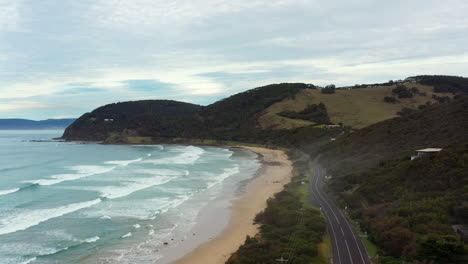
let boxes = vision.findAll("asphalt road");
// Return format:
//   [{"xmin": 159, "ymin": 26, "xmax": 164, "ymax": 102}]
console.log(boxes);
[{"xmin": 308, "ymin": 161, "xmax": 370, "ymax": 264}]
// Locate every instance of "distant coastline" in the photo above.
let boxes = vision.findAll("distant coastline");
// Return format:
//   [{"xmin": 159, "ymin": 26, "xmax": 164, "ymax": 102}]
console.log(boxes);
[{"xmin": 0, "ymin": 118, "xmax": 76, "ymax": 130}]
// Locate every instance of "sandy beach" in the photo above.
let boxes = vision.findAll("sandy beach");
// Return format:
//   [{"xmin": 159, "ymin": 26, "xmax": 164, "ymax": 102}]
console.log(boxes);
[{"xmin": 171, "ymin": 146, "xmax": 293, "ymax": 264}]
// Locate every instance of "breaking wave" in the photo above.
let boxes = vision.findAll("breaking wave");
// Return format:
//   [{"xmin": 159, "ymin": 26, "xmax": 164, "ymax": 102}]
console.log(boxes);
[{"xmin": 0, "ymin": 199, "xmax": 101, "ymax": 236}]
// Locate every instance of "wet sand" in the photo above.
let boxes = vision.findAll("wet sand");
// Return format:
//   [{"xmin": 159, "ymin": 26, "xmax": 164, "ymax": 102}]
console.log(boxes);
[{"xmin": 169, "ymin": 146, "xmax": 293, "ymax": 264}]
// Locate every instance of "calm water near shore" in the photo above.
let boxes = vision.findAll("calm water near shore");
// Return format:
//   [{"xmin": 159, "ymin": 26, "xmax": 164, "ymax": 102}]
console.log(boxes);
[{"xmin": 0, "ymin": 130, "xmax": 260, "ymax": 264}]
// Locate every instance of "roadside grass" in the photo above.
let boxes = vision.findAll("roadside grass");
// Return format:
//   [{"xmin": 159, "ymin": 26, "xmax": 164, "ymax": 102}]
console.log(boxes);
[
  {"xmin": 363, "ymin": 237, "xmax": 378, "ymax": 256},
  {"xmin": 295, "ymin": 165, "xmax": 332, "ymax": 264},
  {"xmin": 259, "ymin": 83, "xmax": 453, "ymax": 129},
  {"xmin": 312, "ymin": 233, "xmax": 332, "ymax": 264},
  {"xmin": 347, "ymin": 217, "xmax": 379, "ymax": 257}
]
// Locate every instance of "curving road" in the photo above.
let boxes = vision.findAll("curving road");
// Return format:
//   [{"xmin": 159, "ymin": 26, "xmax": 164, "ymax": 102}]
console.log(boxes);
[{"xmin": 308, "ymin": 161, "xmax": 370, "ymax": 264}]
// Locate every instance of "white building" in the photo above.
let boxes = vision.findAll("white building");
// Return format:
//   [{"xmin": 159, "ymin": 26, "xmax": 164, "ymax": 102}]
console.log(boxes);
[{"xmin": 411, "ymin": 148, "xmax": 442, "ymax": 160}]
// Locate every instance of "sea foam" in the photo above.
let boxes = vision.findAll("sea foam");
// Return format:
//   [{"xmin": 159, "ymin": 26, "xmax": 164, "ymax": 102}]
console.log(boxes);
[
  {"xmin": 23, "ymin": 165, "xmax": 116, "ymax": 186},
  {"xmin": 206, "ymin": 166, "xmax": 240, "ymax": 188},
  {"xmin": 0, "ymin": 199, "xmax": 101, "ymax": 236},
  {"xmin": 98, "ymin": 176, "xmax": 174, "ymax": 199},
  {"xmin": 104, "ymin": 158, "xmax": 142, "ymax": 166},
  {"xmin": 0, "ymin": 188, "xmax": 20, "ymax": 196},
  {"xmin": 121, "ymin": 232, "xmax": 132, "ymax": 238},
  {"xmin": 142, "ymin": 146, "xmax": 205, "ymax": 165},
  {"xmin": 83, "ymin": 236, "xmax": 100, "ymax": 243}
]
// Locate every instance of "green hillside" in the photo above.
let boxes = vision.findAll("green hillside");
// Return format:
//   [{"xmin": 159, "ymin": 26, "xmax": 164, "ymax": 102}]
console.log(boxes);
[
  {"xmin": 329, "ymin": 143, "xmax": 468, "ymax": 263},
  {"xmin": 63, "ymin": 100, "xmax": 202, "ymax": 141},
  {"xmin": 63, "ymin": 75, "xmax": 467, "ymax": 146},
  {"xmin": 62, "ymin": 83, "xmax": 305, "ymax": 142},
  {"xmin": 317, "ymin": 96, "xmax": 468, "ymax": 176}
]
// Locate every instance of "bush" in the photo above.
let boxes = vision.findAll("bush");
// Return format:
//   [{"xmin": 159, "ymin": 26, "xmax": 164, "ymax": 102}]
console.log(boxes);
[
  {"xmin": 278, "ymin": 103, "xmax": 330, "ymax": 124},
  {"xmin": 321, "ymin": 84, "xmax": 336, "ymax": 94},
  {"xmin": 432, "ymin": 94, "xmax": 451, "ymax": 103},
  {"xmin": 392, "ymin": 85, "xmax": 413, "ymax": 98},
  {"xmin": 384, "ymin": 96, "xmax": 397, "ymax": 103}
]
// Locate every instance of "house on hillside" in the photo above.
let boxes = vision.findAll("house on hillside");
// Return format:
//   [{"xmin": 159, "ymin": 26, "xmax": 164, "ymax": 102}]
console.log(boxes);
[
  {"xmin": 324, "ymin": 124, "xmax": 341, "ymax": 129},
  {"xmin": 411, "ymin": 148, "xmax": 442, "ymax": 160},
  {"xmin": 104, "ymin": 118, "xmax": 114, "ymax": 122},
  {"xmin": 453, "ymin": 225, "xmax": 468, "ymax": 243}
]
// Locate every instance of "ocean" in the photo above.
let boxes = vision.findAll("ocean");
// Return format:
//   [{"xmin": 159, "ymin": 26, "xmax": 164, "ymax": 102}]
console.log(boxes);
[{"xmin": 0, "ymin": 130, "xmax": 261, "ymax": 264}]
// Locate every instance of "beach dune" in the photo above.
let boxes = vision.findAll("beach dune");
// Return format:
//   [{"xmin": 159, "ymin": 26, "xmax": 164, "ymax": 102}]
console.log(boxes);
[{"xmin": 172, "ymin": 146, "xmax": 293, "ymax": 264}]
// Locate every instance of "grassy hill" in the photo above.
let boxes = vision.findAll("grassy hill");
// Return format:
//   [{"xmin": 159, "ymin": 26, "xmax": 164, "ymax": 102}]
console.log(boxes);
[
  {"xmin": 258, "ymin": 82, "xmax": 454, "ymax": 129},
  {"xmin": 63, "ymin": 75, "xmax": 467, "ymax": 146},
  {"xmin": 316, "ymin": 96, "xmax": 468, "ymax": 176}
]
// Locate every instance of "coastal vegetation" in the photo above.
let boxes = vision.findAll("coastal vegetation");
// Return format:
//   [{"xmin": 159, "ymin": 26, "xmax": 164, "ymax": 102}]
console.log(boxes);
[
  {"xmin": 278, "ymin": 103, "xmax": 330, "ymax": 124},
  {"xmin": 329, "ymin": 143, "xmax": 468, "ymax": 263},
  {"xmin": 227, "ymin": 153, "xmax": 328, "ymax": 264}
]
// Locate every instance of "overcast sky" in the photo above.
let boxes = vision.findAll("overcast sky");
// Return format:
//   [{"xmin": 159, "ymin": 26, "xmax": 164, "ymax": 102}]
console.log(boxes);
[{"xmin": 1, "ymin": 0, "xmax": 467, "ymax": 119}]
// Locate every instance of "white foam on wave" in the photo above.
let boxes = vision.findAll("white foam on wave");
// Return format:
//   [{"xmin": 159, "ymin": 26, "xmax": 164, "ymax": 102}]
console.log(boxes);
[
  {"xmin": 206, "ymin": 166, "xmax": 240, "ymax": 188},
  {"xmin": 104, "ymin": 158, "xmax": 142, "ymax": 166},
  {"xmin": 83, "ymin": 236, "xmax": 100, "ymax": 243},
  {"xmin": 20, "ymin": 257, "xmax": 37, "ymax": 264},
  {"xmin": 133, "ymin": 224, "xmax": 140, "ymax": 229},
  {"xmin": 142, "ymin": 146, "xmax": 204, "ymax": 165},
  {"xmin": 98, "ymin": 176, "xmax": 174, "ymax": 199},
  {"xmin": 0, "ymin": 198, "xmax": 101, "ymax": 236},
  {"xmin": 121, "ymin": 232, "xmax": 132, "ymax": 238},
  {"xmin": 23, "ymin": 165, "xmax": 116, "ymax": 186},
  {"xmin": 135, "ymin": 168, "xmax": 188, "ymax": 176},
  {"xmin": 0, "ymin": 188, "xmax": 19, "ymax": 196}
]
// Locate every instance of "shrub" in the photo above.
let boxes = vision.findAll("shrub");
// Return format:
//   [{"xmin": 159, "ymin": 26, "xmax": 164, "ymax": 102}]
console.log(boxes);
[
  {"xmin": 384, "ymin": 96, "xmax": 397, "ymax": 103},
  {"xmin": 392, "ymin": 85, "xmax": 413, "ymax": 98},
  {"xmin": 321, "ymin": 84, "xmax": 336, "ymax": 94}
]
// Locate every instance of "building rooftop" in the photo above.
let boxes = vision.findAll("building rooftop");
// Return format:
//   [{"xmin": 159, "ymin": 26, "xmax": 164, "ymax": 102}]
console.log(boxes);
[{"xmin": 416, "ymin": 148, "xmax": 443, "ymax": 153}]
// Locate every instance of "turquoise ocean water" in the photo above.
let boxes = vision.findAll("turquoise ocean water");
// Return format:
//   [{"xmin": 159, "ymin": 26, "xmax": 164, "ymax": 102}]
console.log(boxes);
[{"xmin": 0, "ymin": 130, "xmax": 260, "ymax": 264}]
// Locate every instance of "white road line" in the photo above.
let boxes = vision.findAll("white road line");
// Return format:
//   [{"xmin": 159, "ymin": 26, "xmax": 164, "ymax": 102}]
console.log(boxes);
[
  {"xmin": 342, "ymin": 213, "xmax": 368, "ymax": 264},
  {"xmin": 313, "ymin": 169, "xmax": 340, "ymax": 224},
  {"xmin": 345, "ymin": 240, "xmax": 354, "ymax": 264},
  {"xmin": 311, "ymin": 168, "xmax": 341, "ymax": 264},
  {"xmin": 313, "ymin": 163, "xmax": 368, "ymax": 264}
]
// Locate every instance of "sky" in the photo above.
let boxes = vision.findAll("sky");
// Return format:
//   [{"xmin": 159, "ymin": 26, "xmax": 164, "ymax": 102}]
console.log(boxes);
[{"xmin": 1, "ymin": 0, "xmax": 467, "ymax": 120}]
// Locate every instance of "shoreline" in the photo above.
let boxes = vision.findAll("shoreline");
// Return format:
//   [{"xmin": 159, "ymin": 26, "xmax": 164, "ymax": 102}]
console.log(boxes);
[{"xmin": 168, "ymin": 146, "xmax": 293, "ymax": 264}]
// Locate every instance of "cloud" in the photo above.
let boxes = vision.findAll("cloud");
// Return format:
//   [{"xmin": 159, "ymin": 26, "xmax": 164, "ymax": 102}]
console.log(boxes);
[
  {"xmin": 0, "ymin": 0, "xmax": 467, "ymax": 119},
  {"xmin": 0, "ymin": 0, "xmax": 22, "ymax": 32},
  {"xmin": 88, "ymin": 0, "xmax": 305, "ymax": 33},
  {"xmin": 57, "ymin": 87, "xmax": 106, "ymax": 95},
  {"xmin": 0, "ymin": 101, "xmax": 48, "ymax": 111}
]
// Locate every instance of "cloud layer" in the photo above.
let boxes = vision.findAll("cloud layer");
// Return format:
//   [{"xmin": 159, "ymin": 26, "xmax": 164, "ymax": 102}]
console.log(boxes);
[{"xmin": 0, "ymin": 0, "xmax": 467, "ymax": 119}]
